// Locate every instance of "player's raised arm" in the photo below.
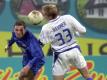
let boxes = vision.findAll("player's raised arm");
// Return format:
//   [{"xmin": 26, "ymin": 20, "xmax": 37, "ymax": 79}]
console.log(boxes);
[
  {"xmin": 67, "ymin": 15, "xmax": 86, "ymax": 34},
  {"xmin": 5, "ymin": 32, "xmax": 15, "ymax": 52}
]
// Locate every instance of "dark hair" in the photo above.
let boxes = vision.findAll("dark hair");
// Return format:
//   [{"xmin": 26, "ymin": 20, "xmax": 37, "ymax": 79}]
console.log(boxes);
[
  {"xmin": 14, "ymin": 20, "xmax": 26, "ymax": 29},
  {"xmin": 42, "ymin": 4, "xmax": 58, "ymax": 19}
]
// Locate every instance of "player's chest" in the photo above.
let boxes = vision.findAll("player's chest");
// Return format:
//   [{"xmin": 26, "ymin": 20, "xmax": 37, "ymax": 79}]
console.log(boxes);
[{"xmin": 16, "ymin": 40, "xmax": 28, "ymax": 48}]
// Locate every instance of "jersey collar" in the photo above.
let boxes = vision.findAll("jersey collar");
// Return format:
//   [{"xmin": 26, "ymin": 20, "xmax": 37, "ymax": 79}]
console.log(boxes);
[{"xmin": 49, "ymin": 16, "xmax": 60, "ymax": 22}]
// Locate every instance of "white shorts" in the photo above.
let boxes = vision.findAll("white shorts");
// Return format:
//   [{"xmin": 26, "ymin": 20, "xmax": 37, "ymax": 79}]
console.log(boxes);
[{"xmin": 52, "ymin": 47, "xmax": 87, "ymax": 76}]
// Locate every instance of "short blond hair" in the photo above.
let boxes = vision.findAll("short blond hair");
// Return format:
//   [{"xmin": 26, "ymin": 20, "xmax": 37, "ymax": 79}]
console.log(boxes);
[{"xmin": 42, "ymin": 4, "xmax": 58, "ymax": 19}]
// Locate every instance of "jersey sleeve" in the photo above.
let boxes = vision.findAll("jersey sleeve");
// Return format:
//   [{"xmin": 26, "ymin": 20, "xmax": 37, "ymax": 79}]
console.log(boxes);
[
  {"xmin": 39, "ymin": 25, "xmax": 52, "ymax": 44},
  {"xmin": 8, "ymin": 32, "xmax": 15, "ymax": 47},
  {"xmin": 27, "ymin": 38, "xmax": 44, "ymax": 68},
  {"xmin": 66, "ymin": 15, "xmax": 86, "ymax": 33}
]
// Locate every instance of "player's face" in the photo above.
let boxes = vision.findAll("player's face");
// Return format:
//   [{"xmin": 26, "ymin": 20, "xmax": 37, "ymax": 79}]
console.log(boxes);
[{"xmin": 14, "ymin": 25, "xmax": 26, "ymax": 38}]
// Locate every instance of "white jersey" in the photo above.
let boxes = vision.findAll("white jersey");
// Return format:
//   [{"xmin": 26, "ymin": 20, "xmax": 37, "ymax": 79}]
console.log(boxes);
[{"xmin": 39, "ymin": 15, "xmax": 86, "ymax": 53}]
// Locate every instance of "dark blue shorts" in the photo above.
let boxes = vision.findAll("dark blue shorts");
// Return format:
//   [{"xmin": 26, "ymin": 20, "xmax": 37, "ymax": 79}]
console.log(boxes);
[
  {"xmin": 22, "ymin": 56, "xmax": 45, "ymax": 75},
  {"xmin": 30, "ymin": 58, "xmax": 45, "ymax": 75}
]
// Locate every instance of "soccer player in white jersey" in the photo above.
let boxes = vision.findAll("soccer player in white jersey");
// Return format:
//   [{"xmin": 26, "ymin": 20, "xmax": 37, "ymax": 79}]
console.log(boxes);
[{"xmin": 39, "ymin": 4, "xmax": 93, "ymax": 80}]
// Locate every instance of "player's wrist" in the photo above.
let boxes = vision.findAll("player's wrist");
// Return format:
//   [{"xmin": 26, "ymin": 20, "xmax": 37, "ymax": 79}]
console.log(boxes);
[
  {"xmin": 5, "ymin": 45, "xmax": 10, "ymax": 52},
  {"xmin": 27, "ymin": 63, "xmax": 32, "ymax": 69}
]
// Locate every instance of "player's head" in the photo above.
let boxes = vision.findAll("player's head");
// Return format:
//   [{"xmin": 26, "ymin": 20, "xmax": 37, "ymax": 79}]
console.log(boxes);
[
  {"xmin": 13, "ymin": 20, "xmax": 26, "ymax": 38},
  {"xmin": 42, "ymin": 4, "xmax": 58, "ymax": 20}
]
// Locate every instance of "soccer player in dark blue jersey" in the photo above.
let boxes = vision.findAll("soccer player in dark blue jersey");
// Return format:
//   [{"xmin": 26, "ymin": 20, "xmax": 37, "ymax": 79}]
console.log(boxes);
[{"xmin": 5, "ymin": 20, "xmax": 45, "ymax": 80}]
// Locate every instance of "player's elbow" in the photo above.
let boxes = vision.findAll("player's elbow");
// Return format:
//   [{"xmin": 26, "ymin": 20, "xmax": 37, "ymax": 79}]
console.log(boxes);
[
  {"xmin": 80, "ymin": 27, "xmax": 86, "ymax": 33},
  {"xmin": 78, "ymin": 28, "xmax": 86, "ymax": 35},
  {"xmin": 82, "ymin": 28, "xmax": 86, "ymax": 33}
]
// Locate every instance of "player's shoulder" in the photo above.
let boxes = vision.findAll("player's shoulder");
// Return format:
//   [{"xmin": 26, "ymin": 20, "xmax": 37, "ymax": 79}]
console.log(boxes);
[
  {"xmin": 25, "ymin": 30, "xmax": 35, "ymax": 38},
  {"xmin": 62, "ymin": 14, "xmax": 73, "ymax": 18},
  {"xmin": 61, "ymin": 14, "xmax": 76, "ymax": 22},
  {"xmin": 12, "ymin": 32, "xmax": 16, "ymax": 37},
  {"xmin": 42, "ymin": 23, "xmax": 51, "ymax": 31},
  {"xmin": 25, "ymin": 30, "xmax": 32, "ymax": 36}
]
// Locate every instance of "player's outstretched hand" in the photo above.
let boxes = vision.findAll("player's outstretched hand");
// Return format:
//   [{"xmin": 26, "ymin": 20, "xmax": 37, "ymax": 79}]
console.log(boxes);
[
  {"xmin": 4, "ymin": 45, "xmax": 9, "ymax": 52},
  {"xmin": 18, "ymin": 74, "xmax": 24, "ymax": 80},
  {"xmin": 19, "ymin": 65, "xmax": 30, "ymax": 79}
]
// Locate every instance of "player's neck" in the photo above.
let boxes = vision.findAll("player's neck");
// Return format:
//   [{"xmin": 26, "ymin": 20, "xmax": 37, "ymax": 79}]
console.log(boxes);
[{"xmin": 49, "ymin": 16, "xmax": 60, "ymax": 22}]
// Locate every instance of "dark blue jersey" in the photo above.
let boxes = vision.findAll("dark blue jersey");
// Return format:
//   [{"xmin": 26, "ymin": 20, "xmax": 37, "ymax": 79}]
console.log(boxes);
[{"xmin": 8, "ymin": 30, "xmax": 45, "ymax": 68}]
